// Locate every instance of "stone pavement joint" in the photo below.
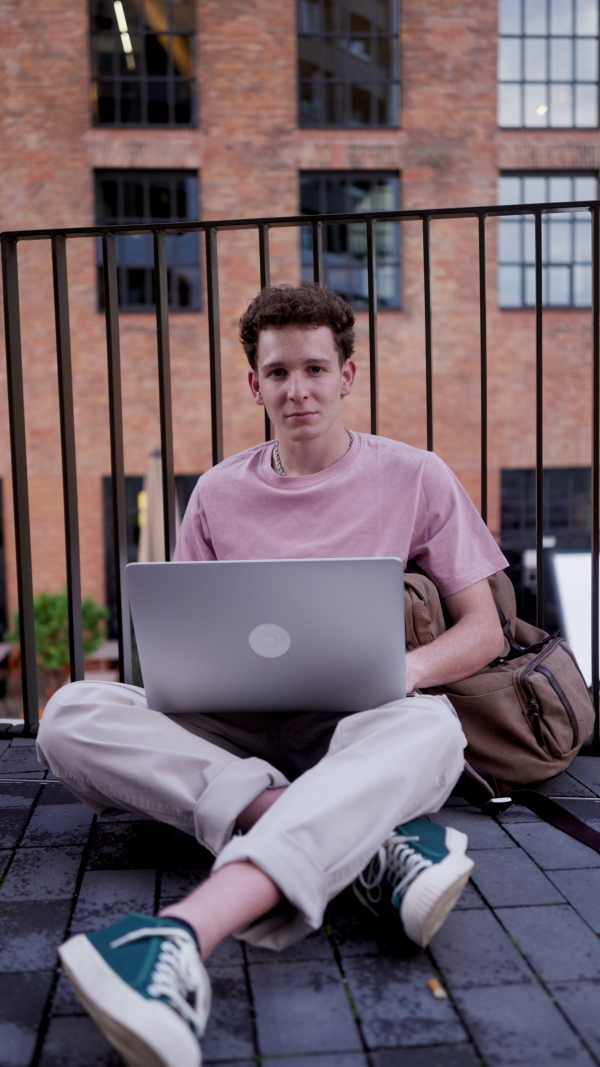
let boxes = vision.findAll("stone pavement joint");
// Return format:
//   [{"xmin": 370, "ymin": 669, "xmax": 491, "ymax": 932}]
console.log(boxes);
[{"xmin": 0, "ymin": 742, "xmax": 599, "ymax": 1066}]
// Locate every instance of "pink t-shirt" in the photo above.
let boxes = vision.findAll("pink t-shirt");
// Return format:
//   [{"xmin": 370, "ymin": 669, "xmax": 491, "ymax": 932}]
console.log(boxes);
[{"xmin": 174, "ymin": 432, "xmax": 508, "ymax": 599}]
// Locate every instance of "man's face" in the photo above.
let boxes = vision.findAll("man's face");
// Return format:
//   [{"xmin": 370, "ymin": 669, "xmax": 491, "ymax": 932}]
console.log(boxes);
[{"xmin": 248, "ymin": 325, "xmax": 356, "ymax": 442}]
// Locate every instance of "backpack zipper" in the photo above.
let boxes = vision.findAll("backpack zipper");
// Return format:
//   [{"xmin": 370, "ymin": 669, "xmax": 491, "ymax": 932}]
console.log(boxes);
[{"xmin": 517, "ymin": 636, "xmax": 577, "ymax": 751}]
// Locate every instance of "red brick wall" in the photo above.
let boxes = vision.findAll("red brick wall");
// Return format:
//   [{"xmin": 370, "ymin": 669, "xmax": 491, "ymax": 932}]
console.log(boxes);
[{"xmin": 1, "ymin": 0, "xmax": 598, "ymax": 617}]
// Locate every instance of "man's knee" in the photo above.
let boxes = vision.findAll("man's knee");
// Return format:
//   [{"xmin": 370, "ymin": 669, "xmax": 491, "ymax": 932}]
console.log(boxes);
[{"xmin": 37, "ymin": 681, "xmax": 93, "ymax": 768}]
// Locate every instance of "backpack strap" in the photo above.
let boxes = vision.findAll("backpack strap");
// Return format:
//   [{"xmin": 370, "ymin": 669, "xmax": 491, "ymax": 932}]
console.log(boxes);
[{"xmin": 456, "ymin": 760, "xmax": 600, "ymax": 855}]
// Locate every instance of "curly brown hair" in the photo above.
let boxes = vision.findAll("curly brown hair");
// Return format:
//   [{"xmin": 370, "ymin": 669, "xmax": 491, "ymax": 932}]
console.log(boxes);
[{"xmin": 239, "ymin": 283, "xmax": 355, "ymax": 371}]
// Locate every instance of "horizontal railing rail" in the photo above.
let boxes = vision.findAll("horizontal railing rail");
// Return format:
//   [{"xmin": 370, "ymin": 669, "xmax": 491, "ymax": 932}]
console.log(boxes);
[{"xmin": 1, "ymin": 200, "xmax": 599, "ymax": 750}]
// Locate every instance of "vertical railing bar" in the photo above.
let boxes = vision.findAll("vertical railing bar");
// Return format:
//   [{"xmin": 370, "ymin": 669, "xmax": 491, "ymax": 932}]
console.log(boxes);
[
  {"xmin": 51, "ymin": 235, "xmax": 84, "ymax": 681},
  {"xmin": 366, "ymin": 217, "xmax": 379, "ymax": 436},
  {"xmin": 258, "ymin": 224, "xmax": 272, "ymax": 442},
  {"xmin": 102, "ymin": 233, "xmax": 132, "ymax": 684},
  {"xmin": 1, "ymin": 236, "xmax": 38, "ymax": 733},
  {"xmin": 478, "ymin": 213, "xmax": 489, "ymax": 525},
  {"xmin": 591, "ymin": 204, "xmax": 600, "ymax": 746},
  {"xmin": 312, "ymin": 220, "xmax": 323, "ymax": 285},
  {"xmin": 422, "ymin": 215, "xmax": 434, "ymax": 451},
  {"xmin": 205, "ymin": 227, "xmax": 223, "ymax": 465},
  {"xmin": 534, "ymin": 209, "xmax": 545, "ymax": 630},
  {"xmin": 153, "ymin": 229, "xmax": 177, "ymax": 559}
]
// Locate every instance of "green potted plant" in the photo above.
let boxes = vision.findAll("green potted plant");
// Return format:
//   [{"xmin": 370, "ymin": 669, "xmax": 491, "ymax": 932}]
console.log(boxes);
[{"xmin": 4, "ymin": 588, "xmax": 109, "ymax": 707}]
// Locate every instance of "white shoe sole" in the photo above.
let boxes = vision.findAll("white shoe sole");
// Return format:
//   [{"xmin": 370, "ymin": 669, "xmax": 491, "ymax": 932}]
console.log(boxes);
[
  {"xmin": 399, "ymin": 827, "xmax": 474, "ymax": 948},
  {"xmin": 59, "ymin": 934, "xmax": 205, "ymax": 1067}
]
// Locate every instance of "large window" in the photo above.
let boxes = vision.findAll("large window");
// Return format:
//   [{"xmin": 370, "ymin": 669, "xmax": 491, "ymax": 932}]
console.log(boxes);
[
  {"xmin": 90, "ymin": 0, "xmax": 196, "ymax": 126},
  {"xmin": 95, "ymin": 170, "xmax": 201, "ymax": 312},
  {"xmin": 498, "ymin": 173, "xmax": 597, "ymax": 308},
  {"xmin": 300, "ymin": 172, "xmax": 400, "ymax": 310},
  {"xmin": 298, "ymin": 0, "xmax": 400, "ymax": 127},
  {"xmin": 498, "ymin": 0, "xmax": 599, "ymax": 127}
]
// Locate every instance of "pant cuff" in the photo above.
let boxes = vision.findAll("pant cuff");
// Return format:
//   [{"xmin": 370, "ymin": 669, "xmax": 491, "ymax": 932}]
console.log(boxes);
[{"xmin": 193, "ymin": 757, "xmax": 290, "ymax": 855}]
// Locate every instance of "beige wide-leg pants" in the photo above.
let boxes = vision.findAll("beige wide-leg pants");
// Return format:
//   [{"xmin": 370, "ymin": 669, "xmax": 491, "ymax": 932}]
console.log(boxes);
[{"xmin": 37, "ymin": 682, "xmax": 466, "ymax": 950}]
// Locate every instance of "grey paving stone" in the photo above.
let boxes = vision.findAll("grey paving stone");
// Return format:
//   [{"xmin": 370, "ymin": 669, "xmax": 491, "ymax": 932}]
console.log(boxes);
[
  {"xmin": 0, "ymin": 771, "xmax": 47, "ymax": 780},
  {"xmin": 39, "ymin": 1015, "xmax": 125, "ymax": 1066},
  {"xmin": 0, "ymin": 807, "xmax": 31, "ymax": 848},
  {"xmin": 453, "ymin": 880, "xmax": 486, "ymax": 909},
  {"xmin": 36, "ymin": 782, "xmax": 84, "ymax": 805},
  {"xmin": 429, "ymin": 908, "xmax": 533, "ymax": 989},
  {"xmin": 160, "ymin": 865, "xmax": 210, "ymax": 899},
  {"xmin": 159, "ymin": 826, "xmax": 214, "ymax": 872},
  {"xmin": 546, "ymin": 868, "xmax": 600, "ymax": 933},
  {"xmin": 567, "ymin": 757, "xmax": 600, "ymax": 795},
  {"xmin": 201, "ymin": 965, "xmax": 255, "ymax": 1062},
  {"xmin": 497, "ymin": 904, "xmax": 600, "ymax": 981},
  {"xmin": 0, "ymin": 845, "xmax": 82, "ymax": 901},
  {"xmin": 533, "ymin": 771, "xmax": 597, "ymax": 797},
  {"xmin": 497, "ymin": 804, "xmax": 543, "ymax": 824},
  {"xmin": 327, "ymin": 889, "xmax": 421, "ymax": 960},
  {"xmin": 250, "ymin": 958, "xmax": 362, "ymax": 1056},
  {"xmin": 0, "ymin": 900, "xmax": 71, "ymax": 972},
  {"xmin": 469, "ymin": 847, "xmax": 565, "ymax": 907},
  {"xmin": 427, "ymin": 808, "xmax": 518, "ymax": 848},
  {"xmin": 0, "ymin": 970, "xmax": 54, "ymax": 1067},
  {"xmin": 0, "ymin": 848, "xmax": 12, "ymax": 879},
  {"xmin": 245, "ymin": 925, "xmax": 335, "ymax": 963},
  {"xmin": 506, "ymin": 821, "xmax": 600, "ymax": 868},
  {"xmin": 343, "ymin": 953, "xmax": 466, "ymax": 1050},
  {"xmin": 0, "ymin": 747, "xmax": 46, "ymax": 774},
  {"xmin": 453, "ymin": 982, "xmax": 596, "ymax": 1066},
  {"xmin": 0, "ymin": 741, "xmax": 9, "ymax": 758},
  {"xmin": 263, "ymin": 1055, "xmax": 368, "ymax": 1067},
  {"xmin": 0, "ymin": 780, "xmax": 40, "ymax": 807},
  {"xmin": 87, "ymin": 820, "xmax": 162, "ymax": 870},
  {"xmin": 9, "ymin": 738, "xmax": 38, "ymax": 747},
  {"xmin": 205, "ymin": 937, "xmax": 245, "ymax": 967},
  {"xmin": 70, "ymin": 868, "xmax": 156, "ymax": 933},
  {"xmin": 52, "ymin": 969, "xmax": 86, "ymax": 1016},
  {"xmin": 553, "ymin": 799, "xmax": 600, "ymax": 822},
  {"xmin": 549, "ymin": 980, "xmax": 600, "ymax": 1060},
  {"xmin": 370, "ymin": 1047, "xmax": 481, "ymax": 1067},
  {"xmin": 22, "ymin": 803, "xmax": 95, "ymax": 846}
]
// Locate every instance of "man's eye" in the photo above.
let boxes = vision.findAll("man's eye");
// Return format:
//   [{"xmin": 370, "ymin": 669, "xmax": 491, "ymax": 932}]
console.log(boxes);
[{"xmin": 310, "ymin": 366, "xmax": 323, "ymax": 373}]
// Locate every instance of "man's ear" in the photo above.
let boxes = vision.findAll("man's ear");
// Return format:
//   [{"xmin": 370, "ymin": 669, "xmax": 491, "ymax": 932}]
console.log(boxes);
[
  {"xmin": 340, "ymin": 359, "xmax": 357, "ymax": 397},
  {"xmin": 248, "ymin": 369, "xmax": 264, "ymax": 406}
]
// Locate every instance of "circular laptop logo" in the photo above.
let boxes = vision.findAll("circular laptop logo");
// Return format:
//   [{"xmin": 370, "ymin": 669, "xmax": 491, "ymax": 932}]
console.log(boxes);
[{"xmin": 249, "ymin": 623, "xmax": 291, "ymax": 658}]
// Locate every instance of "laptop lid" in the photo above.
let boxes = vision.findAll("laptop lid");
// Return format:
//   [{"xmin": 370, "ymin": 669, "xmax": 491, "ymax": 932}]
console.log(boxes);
[{"xmin": 125, "ymin": 558, "xmax": 406, "ymax": 714}]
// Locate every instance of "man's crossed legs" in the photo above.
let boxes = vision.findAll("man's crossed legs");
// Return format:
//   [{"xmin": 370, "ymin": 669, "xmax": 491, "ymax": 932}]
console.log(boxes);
[{"xmin": 37, "ymin": 682, "xmax": 471, "ymax": 1067}]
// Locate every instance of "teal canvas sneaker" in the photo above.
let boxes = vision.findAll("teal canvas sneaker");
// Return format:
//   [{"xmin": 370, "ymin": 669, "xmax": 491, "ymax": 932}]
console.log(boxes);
[
  {"xmin": 353, "ymin": 817, "xmax": 474, "ymax": 948},
  {"xmin": 58, "ymin": 912, "xmax": 211, "ymax": 1067}
]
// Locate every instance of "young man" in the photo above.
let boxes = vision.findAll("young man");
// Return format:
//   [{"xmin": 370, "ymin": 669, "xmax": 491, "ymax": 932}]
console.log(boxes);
[{"xmin": 37, "ymin": 284, "xmax": 507, "ymax": 1067}]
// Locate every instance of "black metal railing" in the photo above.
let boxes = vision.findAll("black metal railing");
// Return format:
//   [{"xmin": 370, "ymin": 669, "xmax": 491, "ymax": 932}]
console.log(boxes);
[{"xmin": 1, "ymin": 201, "xmax": 600, "ymax": 749}]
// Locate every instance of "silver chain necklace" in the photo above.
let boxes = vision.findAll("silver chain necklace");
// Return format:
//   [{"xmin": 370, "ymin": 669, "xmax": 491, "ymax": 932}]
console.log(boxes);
[{"xmin": 273, "ymin": 428, "xmax": 354, "ymax": 477}]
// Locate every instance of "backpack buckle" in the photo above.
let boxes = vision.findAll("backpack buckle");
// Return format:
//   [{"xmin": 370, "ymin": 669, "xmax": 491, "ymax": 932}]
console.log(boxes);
[{"xmin": 482, "ymin": 795, "xmax": 513, "ymax": 815}]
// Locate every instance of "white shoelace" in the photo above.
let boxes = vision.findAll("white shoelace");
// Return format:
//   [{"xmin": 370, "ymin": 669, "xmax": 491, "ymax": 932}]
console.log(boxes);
[
  {"xmin": 356, "ymin": 832, "xmax": 433, "ymax": 906},
  {"xmin": 110, "ymin": 926, "xmax": 211, "ymax": 1038}
]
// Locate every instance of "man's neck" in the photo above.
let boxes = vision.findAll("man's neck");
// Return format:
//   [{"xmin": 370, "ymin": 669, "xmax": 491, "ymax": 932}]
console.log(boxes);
[{"xmin": 274, "ymin": 422, "xmax": 352, "ymax": 477}]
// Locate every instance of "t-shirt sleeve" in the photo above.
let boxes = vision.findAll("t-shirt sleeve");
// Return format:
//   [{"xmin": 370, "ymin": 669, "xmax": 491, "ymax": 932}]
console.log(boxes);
[
  {"xmin": 409, "ymin": 452, "xmax": 509, "ymax": 598},
  {"xmin": 173, "ymin": 479, "xmax": 217, "ymax": 561}
]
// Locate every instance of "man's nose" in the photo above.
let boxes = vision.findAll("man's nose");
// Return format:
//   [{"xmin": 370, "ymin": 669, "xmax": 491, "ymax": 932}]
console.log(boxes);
[{"xmin": 286, "ymin": 373, "xmax": 309, "ymax": 400}]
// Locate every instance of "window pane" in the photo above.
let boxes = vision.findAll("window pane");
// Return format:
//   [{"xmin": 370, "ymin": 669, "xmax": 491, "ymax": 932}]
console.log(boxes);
[
  {"xmin": 91, "ymin": 0, "xmax": 115, "ymax": 30},
  {"xmin": 576, "ymin": 37, "xmax": 598, "ymax": 80},
  {"xmin": 96, "ymin": 81, "xmax": 117, "ymax": 123},
  {"xmin": 574, "ymin": 175, "xmax": 598, "ymax": 200},
  {"xmin": 299, "ymin": 0, "xmax": 321, "ymax": 32},
  {"xmin": 524, "ymin": 176, "xmax": 548, "ymax": 202},
  {"xmin": 499, "ymin": 176, "xmax": 523, "ymax": 204},
  {"xmin": 525, "ymin": 0, "xmax": 547, "ymax": 34},
  {"xmin": 172, "ymin": 36, "xmax": 193, "ymax": 77},
  {"xmin": 500, "ymin": 0, "xmax": 522, "ymax": 34},
  {"xmin": 147, "ymin": 80, "xmax": 169, "ymax": 123},
  {"xmin": 550, "ymin": 0, "xmax": 573, "ymax": 35},
  {"xmin": 120, "ymin": 0, "xmax": 140, "ymax": 29},
  {"xmin": 524, "ymin": 82, "xmax": 549, "ymax": 124},
  {"xmin": 548, "ymin": 219, "xmax": 572, "ymax": 261},
  {"xmin": 499, "ymin": 265, "xmax": 523, "ymax": 306},
  {"xmin": 150, "ymin": 180, "xmax": 172, "ymax": 217},
  {"xmin": 119, "ymin": 33, "xmax": 142, "ymax": 75},
  {"xmin": 574, "ymin": 218, "xmax": 592, "ymax": 261},
  {"xmin": 98, "ymin": 179, "xmax": 119, "ymax": 219},
  {"xmin": 525, "ymin": 36, "xmax": 547, "ymax": 79},
  {"xmin": 350, "ymin": 83, "xmax": 373, "ymax": 123},
  {"xmin": 547, "ymin": 265, "xmax": 571, "ymax": 302},
  {"xmin": 119, "ymin": 234, "xmax": 153, "ymax": 265},
  {"xmin": 524, "ymin": 264, "xmax": 537, "ymax": 304},
  {"xmin": 499, "ymin": 37, "xmax": 522, "ymax": 79},
  {"xmin": 120, "ymin": 81, "xmax": 141, "ymax": 122},
  {"xmin": 576, "ymin": 0, "xmax": 599, "ymax": 35},
  {"xmin": 550, "ymin": 37, "xmax": 573, "ymax": 80},
  {"xmin": 550, "ymin": 82, "xmax": 574, "ymax": 123},
  {"xmin": 123, "ymin": 180, "xmax": 145, "ymax": 217},
  {"xmin": 499, "ymin": 82, "xmax": 522, "ymax": 124},
  {"xmin": 499, "ymin": 220, "xmax": 522, "ymax": 261},
  {"xmin": 523, "ymin": 217, "xmax": 536, "ymax": 262},
  {"xmin": 574, "ymin": 264, "xmax": 592, "ymax": 304},
  {"xmin": 171, "ymin": 0, "xmax": 194, "ymax": 32},
  {"xmin": 575, "ymin": 81, "xmax": 598, "ymax": 125},
  {"xmin": 376, "ymin": 36, "xmax": 393, "ymax": 78},
  {"xmin": 91, "ymin": 35, "xmax": 116, "ymax": 77},
  {"xmin": 174, "ymin": 80, "xmax": 193, "ymax": 123},
  {"xmin": 146, "ymin": 34, "xmax": 169, "ymax": 75},
  {"xmin": 549, "ymin": 176, "xmax": 573, "ymax": 202}
]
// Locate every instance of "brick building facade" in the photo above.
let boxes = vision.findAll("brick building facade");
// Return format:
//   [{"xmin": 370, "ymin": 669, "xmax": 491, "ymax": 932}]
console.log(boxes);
[{"xmin": 0, "ymin": 0, "xmax": 598, "ymax": 631}]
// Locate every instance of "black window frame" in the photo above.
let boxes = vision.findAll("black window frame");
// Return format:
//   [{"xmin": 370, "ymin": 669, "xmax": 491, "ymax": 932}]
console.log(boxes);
[
  {"xmin": 95, "ymin": 168, "xmax": 201, "ymax": 313},
  {"xmin": 498, "ymin": 171, "xmax": 598, "ymax": 309},
  {"xmin": 498, "ymin": 0, "xmax": 600, "ymax": 128},
  {"xmin": 298, "ymin": 0, "xmax": 401, "ymax": 128},
  {"xmin": 300, "ymin": 170, "xmax": 401, "ymax": 310},
  {"xmin": 89, "ymin": 0, "xmax": 197, "ymax": 127}
]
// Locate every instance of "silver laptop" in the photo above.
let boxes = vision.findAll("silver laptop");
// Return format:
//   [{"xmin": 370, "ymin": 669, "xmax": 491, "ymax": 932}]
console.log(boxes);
[{"xmin": 125, "ymin": 558, "xmax": 406, "ymax": 714}]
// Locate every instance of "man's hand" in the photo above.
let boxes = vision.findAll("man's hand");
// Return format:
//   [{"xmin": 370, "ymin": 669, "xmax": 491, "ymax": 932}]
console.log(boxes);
[{"xmin": 405, "ymin": 578, "xmax": 505, "ymax": 694}]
